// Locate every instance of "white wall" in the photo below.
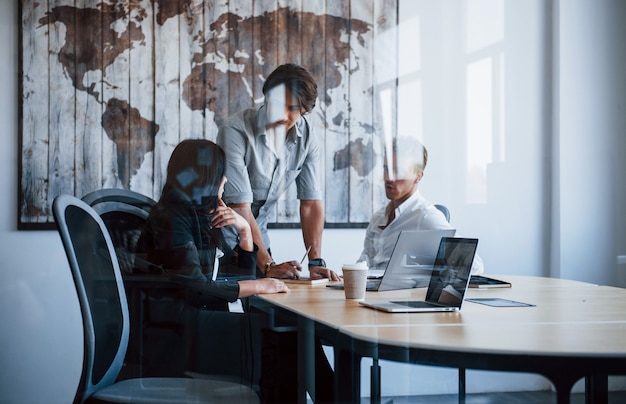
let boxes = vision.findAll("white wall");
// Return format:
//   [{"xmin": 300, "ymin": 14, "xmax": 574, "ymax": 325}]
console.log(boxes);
[
  {"xmin": 0, "ymin": 4, "xmax": 83, "ymax": 403},
  {"xmin": 1, "ymin": 1, "xmax": 625, "ymax": 402},
  {"xmin": 555, "ymin": 0, "xmax": 626, "ymax": 286}
]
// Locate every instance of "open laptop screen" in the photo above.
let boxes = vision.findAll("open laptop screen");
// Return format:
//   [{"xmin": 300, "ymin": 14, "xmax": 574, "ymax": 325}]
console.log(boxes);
[
  {"xmin": 375, "ymin": 229, "xmax": 456, "ymax": 291},
  {"xmin": 424, "ymin": 237, "xmax": 478, "ymax": 307}
]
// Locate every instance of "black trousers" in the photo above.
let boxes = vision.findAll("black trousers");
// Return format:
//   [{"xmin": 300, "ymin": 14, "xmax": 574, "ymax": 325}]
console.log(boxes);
[
  {"xmin": 192, "ymin": 307, "xmax": 336, "ymax": 402},
  {"xmin": 190, "ymin": 309, "xmax": 264, "ymax": 388},
  {"xmin": 259, "ymin": 327, "xmax": 335, "ymax": 404}
]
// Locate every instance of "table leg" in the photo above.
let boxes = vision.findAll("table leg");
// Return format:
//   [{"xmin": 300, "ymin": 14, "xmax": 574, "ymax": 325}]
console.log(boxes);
[
  {"xmin": 297, "ymin": 315, "xmax": 315, "ymax": 404},
  {"xmin": 458, "ymin": 368, "xmax": 466, "ymax": 403},
  {"xmin": 371, "ymin": 358, "xmax": 381, "ymax": 404},
  {"xmin": 335, "ymin": 345, "xmax": 362, "ymax": 403},
  {"xmin": 126, "ymin": 286, "xmax": 144, "ymax": 378},
  {"xmin": 585, "ymin": 374, "xmax": 608, "ymax": 404},
  {"xmin": 551, "ymin": 375, "xmax": 578, "ymax": 404}
]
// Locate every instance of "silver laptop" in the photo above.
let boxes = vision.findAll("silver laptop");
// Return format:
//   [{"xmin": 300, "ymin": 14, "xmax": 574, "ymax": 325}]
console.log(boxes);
[
  {"xmin": 327, "ymin": 229, "xmax": 455, "ymax": 292},
  {"xmin": 359, "ymin": 237, "xmax": 478, "ymax": 312}
]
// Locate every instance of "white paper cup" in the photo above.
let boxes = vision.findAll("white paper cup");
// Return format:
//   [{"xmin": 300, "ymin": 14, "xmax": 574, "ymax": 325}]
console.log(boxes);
[{"xmin": 342, "ymin": 262, "xmax": 368, "ymax": 300}]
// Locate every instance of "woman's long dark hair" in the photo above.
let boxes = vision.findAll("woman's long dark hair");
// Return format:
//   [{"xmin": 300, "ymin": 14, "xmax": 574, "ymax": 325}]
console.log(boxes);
[
  {"xmin": 164, "ymin": 139, "xmax": 226, "ymax": 210},
  {"xmin": 163, "ymin": 139, "xmax": 231, "ymax": 252}
]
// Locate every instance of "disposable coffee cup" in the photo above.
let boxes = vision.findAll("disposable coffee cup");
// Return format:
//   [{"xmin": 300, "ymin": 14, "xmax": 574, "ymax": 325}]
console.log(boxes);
[{"xmin": 342, "ymin": 262, "xmax": 368, "ymax": 300}]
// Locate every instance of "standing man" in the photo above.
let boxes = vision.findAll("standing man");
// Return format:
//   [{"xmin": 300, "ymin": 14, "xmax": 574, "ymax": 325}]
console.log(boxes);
[{"xmin": 217, "ymin": 64, "xmax": 339, "ymax": 281}]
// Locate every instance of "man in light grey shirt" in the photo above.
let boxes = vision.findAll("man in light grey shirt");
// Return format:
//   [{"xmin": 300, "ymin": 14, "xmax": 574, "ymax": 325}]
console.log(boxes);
[{"xmin": 217, "ymin": 64, "xmax": 339, "ymax": 281}]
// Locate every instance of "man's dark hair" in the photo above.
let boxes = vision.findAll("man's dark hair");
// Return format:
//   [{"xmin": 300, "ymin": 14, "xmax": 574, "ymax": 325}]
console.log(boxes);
[{"xmin": 262, "ymin": 63, "xmax": 318, "ymax": 113}]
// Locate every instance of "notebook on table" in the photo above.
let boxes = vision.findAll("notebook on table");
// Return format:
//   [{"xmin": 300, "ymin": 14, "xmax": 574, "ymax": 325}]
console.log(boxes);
[
  {"xmin": 328, "ymin": 229, "xmax": 456, "ymax": 292},
  {"xmin": 359, "ymin": 237, "xmax": 478, "ymax": 312},
  {"xmin": 283, "ymin": 277, "xmax": 329, "ymax": 285}
]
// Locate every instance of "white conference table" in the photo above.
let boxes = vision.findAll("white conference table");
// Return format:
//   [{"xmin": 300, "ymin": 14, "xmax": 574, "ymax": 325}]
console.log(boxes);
[{"xmin": 251, "ymin": 275, "xmax": 626, "ymax": 404}]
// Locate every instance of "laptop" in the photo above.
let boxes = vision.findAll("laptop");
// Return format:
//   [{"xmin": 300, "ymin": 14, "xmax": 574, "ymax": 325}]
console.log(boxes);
[
  {"xmin": 327, "ymin": 229, "xmax": 456, "ymax": 292},
  {"xmin": 359, "ymin": 237, "xmax": 479, "ymax": 312}
]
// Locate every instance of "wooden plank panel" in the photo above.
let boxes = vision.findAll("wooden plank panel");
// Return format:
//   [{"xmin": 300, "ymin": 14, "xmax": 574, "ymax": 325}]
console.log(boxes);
[
  {"xmin": 20, "ymin": 0, "xmax": 51, "ymax": 225},
  {"xmin": 201, "ymin": 7, "xmax": 218, "ymax": 144},
  {"xmin": 179, "ymin": 0, "xmax": 204, "ymax": 142},
  {"xmin": 275, "ymin": 0, "xmax": 302, "ymax": 224},
  {"xmin": 300, "ymin": 0, "xmax": 327, "ymax": 223},
  {"xmin": 203, "ymin": 0, "xmax": 231, "ymax": 129},
  {"xmin": 300, "ymin": 0, "xmax": 327, "ymax": 114},
  {"xmin": 18, "ymin": 0, "xmax": 398, "ymax": 229},
  {"xmin": 47, "ymin": 0, "xmax": 77, "ymax": 216},
  {"xmin": 372, "ymin": 0, "xmax": 398, "ymax": 212},
  {"xmin": 281, "ymin": 0, "xmax": 302, "ymax": 64},
  {"xmin": 253, "ymin": 1, "xmax": 280, "ymax": 224},
  {"xmin": 74, "ymin": 0, "xmax": 103, "ymax": 198},
  {"xmin": 153, "ymin": 0, "xmax": 182, "ymax": 198},
  {"xmin": 99, "ymin": 0, "xmax": 131, "ymax": 190},
  {"xmin": 228, "ymin": 0, "xmax": 254, "ymax": 115},
  {"xmin": 348, "ymin": 0, "xmax": 375, "ymax": 223},
  {"xmin": 128, "ymin": 0, "xmax": 156, "ymax": 197},
  {"xmin": 202, "ymin": 0, "xmax": 230, "ymax": 139},
  {"xmin": 252, "ymin": 0, "xmax": 278, "ymax": 102},
  {"xmin": 226, "ymin": 1, "xmax": 241, "ymax": 117},
  {"xmin": 322, "ymin": 0, "xmax": 351, "ymax": 224}
]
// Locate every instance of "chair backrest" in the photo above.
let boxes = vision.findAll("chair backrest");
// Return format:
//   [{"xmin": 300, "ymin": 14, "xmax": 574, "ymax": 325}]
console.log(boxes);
[
  {"xmin": 82, "ymin": 188, "xmax": 156, "ymax": 214},
  {"xmin": 53, "ymin": 195, "xmax": 130, "ymax": 403},
  {"xmin": 434, "ymin": 204, "xmax": 451, "ymax": 223},
  {"xmin": 90, "ymin": 202, "xmax": 150, "ymax": 274},
  {"xmin": 82, "ymin": 190, "xmax": 156, "ymax": 274}
]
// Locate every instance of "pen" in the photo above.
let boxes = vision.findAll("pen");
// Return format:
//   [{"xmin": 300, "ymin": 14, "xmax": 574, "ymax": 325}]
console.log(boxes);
[{"xmin": 300, "ymin": 245, "xmax": 312, "ymax": 264}]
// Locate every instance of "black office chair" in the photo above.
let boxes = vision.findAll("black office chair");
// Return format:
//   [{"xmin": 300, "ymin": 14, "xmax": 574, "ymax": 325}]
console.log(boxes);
[
  {"xmin": 89, "ymin": 201, "xmax": 150, "ymax": 274},
  {"xmin": 82, "ymin": 190, "xmax": 261, "ymax": 386},
  {"xmin": 52, "ymin": 194, "xmax": 260, "ymax": 403},
  {"xmin": 82, "ymin": 196, "xmax": 189, "ymax": 379},
  {"xmin": 82, "ymin": 188, "xmax": 156, "ymax": 213},
  {"xmin": 82, "ymin": 189, "xmax": 156, "ymax": 274}
]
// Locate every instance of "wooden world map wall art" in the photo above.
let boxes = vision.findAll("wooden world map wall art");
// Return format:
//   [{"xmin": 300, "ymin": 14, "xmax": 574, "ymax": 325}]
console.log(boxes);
[{"xmin": 19, "ymin": 0, "xmax": 398, "ymax": 230}]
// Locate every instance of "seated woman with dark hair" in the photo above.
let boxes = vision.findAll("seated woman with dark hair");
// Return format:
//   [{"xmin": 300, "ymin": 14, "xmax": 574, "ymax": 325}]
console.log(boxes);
[
  {"xmin": 138, "ymin": 138, "xmax": 287, "ymax": 303},
  {"xmin": 135, "ymin": 139, "xmax": 287, "ymax": 380}
]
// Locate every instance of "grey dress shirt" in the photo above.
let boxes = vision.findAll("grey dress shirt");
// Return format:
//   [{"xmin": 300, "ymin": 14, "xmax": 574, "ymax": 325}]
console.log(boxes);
[{"xmin": 217, "ymin": 104, "xmax": 322, "ymax": 249}]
